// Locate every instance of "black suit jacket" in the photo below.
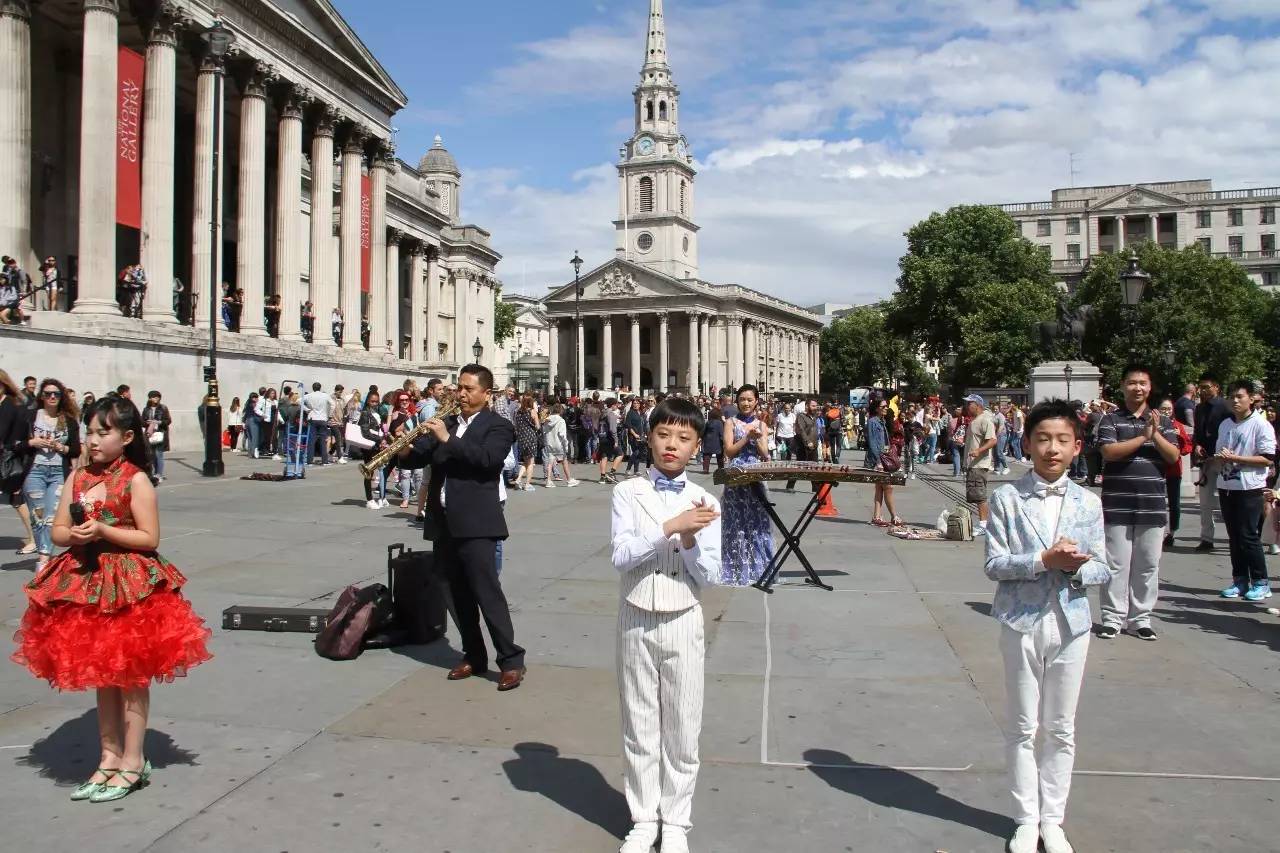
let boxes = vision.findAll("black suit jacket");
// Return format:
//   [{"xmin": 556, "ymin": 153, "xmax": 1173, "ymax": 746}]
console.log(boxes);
[{"xmin": 404, "ymin": 408, "xmax": 514, "ymax": 540}]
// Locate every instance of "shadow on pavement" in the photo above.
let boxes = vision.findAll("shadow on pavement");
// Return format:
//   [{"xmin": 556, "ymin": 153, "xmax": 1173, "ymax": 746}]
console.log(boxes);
[
  {"xmin": 1157, "ymin": 588, "xmax": 1280, "ymax": 653},
  {"xmin": 802, "ymin": 748, "xmax": 1012, "ymax": 839},
  {"xmin": 965, "ymin": 601, "xmax": 993, "ymax": 617},
  {"xmin": 388, "ymin": 638, "xmax": 462, "ymax": 670},
  {"xmin": 16, "ymin": 709, "xmax": 199, "ymax": 785},
  {"xmin": 502, "ymin": 741, "xmax": 629, "ymax": 839}
]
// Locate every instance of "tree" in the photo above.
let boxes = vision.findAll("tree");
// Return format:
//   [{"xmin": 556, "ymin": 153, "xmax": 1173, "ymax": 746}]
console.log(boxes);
[
  {"xmin": 886, "ymin": 204, "xmax": 1059, "ymax": 388},
  {"xmin": 493, "ymin": 290, "xmax": 518, "ymax": 345},
  {"xmin": 1072, "ymin": 244, "xmax": 1271, "ymax": 395},
  {"xmin": 819, "ymin": 305, "xmax": 936, "ymax": 395}
]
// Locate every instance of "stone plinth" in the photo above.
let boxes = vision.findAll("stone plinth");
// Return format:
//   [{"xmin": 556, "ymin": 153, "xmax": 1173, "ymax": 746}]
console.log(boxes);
[{"xmin": 1029, "ymin": 360, "xmax": 1102, "ymax": 405}]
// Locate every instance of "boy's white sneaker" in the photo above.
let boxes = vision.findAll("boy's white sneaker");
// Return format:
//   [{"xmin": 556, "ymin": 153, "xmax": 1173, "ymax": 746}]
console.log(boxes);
[
  {"xmin": 1040, "ymin": 823, "xmax": 1073, "ymax": 853},
  {"xmin": 618, "ymin": 821, "xmax": 658, "ymax": 853},
  {"xmin": 1006, "ymin": 824, "xmax": 1039, "ymax": 853},
  {"xmin": 660, "ymin": 825, "xmax": 690, "ymax": 853}
]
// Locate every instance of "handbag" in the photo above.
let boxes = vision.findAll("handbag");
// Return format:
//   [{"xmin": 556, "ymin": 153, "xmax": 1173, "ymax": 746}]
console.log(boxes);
[
  {"xmin": 879, "ymin": 445, "xmax": 901, "ymax": 473},
  {"xmin": 345, "ymin": 421, "xmax": 374, "ymax": 449},
  {"xmin": 149, "ymin": 430, "xmax": 165, "ymax": 446},
  {"xmin": 314, "ymin": 583, "xmax": 392, "ymax": 661}
]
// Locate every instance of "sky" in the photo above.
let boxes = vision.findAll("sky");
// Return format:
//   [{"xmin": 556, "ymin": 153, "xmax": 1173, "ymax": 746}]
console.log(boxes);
[{"xmin": 332, "ymin": 0, "xmax": 1280, "ymax": 306}]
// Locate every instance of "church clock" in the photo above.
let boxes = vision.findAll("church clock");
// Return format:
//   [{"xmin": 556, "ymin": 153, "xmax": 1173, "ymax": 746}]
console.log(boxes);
[{"xmin": 635, "ymin": 136, "xmax": 655, "ymax": 156}]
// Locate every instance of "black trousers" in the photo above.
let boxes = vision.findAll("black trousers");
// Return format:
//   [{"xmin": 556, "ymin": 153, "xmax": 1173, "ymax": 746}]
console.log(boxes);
[
  {"xmin": 1219, "ymin": 488, "xmax": 1268, "ymax": 586},
  {"xmin": 1166, "ymin": 477, "xmax": 1181, "ymax": 533},
  {"xmin": 439, "ymin": 533, "xmax": 525, "ymax": 671}
]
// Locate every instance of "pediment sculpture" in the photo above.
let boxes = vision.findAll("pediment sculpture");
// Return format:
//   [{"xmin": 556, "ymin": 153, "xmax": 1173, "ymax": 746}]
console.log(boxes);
[{"xmin": 598, "ymin": 268, "xmax": 639, "ymax": 297}]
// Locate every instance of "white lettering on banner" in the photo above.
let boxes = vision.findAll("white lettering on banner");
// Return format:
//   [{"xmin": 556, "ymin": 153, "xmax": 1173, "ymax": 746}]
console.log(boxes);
[{"xmin": 118, "ymin": 78, "xmax": 142, "ymax": 163}]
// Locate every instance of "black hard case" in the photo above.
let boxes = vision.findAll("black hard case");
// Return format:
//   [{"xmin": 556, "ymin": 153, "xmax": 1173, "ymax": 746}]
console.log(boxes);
[{"xmin": 221, "ymin": 605, "xmax": 331, "ymax": 633}]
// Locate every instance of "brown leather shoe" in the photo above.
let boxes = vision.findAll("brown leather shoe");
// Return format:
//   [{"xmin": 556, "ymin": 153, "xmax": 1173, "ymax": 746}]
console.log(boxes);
[
  {"xmin": 447, "ymin": 661, "xmax": 486, "ymax": 681},
  {"xmin": 497, "ymin": 667, "xmax": 526, "ymax": 691}
]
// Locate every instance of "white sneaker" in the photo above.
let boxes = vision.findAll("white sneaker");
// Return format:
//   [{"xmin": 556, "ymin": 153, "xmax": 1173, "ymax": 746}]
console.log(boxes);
[
  {"xmin": 272, "ymin": 454, "xmax": 283, "ymax": 461},
  {"xmin": 544, "ymin": 481, "xmax": 556, "ymax": 488},
  {"xmin": 338, "ymin": 457, "xmax": 348, "ymax": 464},
  {"xmin": 618, "ymin": 821, "xmax": 659, "ymax": 853},
  {"xmin": 366, "ymin": 499, "xmax": 381, "ymax": 510},
  {"xmin": 1040, "ymin": 823, "xmax": 1073, "ymax": 853},
  {"xmin": 379, "ymin": 498, "xmax": 390, "ymax": 509},
  {"xmin": 659, "ymin": 825, "xmax": 689, "ymax": 853},
  {"xmin": 973, "ymin": 525, "xmax": 988, "ymax": 536},
  {"xmin": 566, "ymin": 479, "xmax": 580, "ymax": 487},
  {"xmin": 1007, "ymin": 824, "xmax": 1039, "ymax": 853}
]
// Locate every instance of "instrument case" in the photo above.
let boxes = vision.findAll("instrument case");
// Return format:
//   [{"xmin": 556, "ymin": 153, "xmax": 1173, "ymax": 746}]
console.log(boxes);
[{"xmin": 221, "ymin": 605, "xmax": 332, "ymax": 633}]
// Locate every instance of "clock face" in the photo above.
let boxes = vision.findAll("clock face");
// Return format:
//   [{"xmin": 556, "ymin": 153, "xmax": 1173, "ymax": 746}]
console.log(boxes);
[{"xmin": 636, "ymin": 136, "xmax": 655, "ymax": 156}]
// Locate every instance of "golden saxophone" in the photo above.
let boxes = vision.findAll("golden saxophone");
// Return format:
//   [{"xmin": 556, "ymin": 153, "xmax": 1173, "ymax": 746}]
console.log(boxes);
[{"xmin": 359, "ymin": 394, "xmax": 461, "ymax": 478}]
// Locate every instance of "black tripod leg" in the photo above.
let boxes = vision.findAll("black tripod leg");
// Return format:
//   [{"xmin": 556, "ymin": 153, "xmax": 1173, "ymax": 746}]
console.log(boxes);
[{"xmin": 794, "ymin": 484, "xmax": 835, "ymax": 590}]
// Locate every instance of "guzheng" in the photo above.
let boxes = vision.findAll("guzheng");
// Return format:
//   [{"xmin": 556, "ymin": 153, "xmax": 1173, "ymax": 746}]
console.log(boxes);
[{"xmin": 714, "ymin": 460, "xmax": 907, "ymax": 487}]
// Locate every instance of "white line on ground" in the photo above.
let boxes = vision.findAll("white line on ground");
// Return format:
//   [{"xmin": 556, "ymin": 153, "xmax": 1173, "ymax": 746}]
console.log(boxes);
[
  {"xmin": 759, "ymin": 592, "xmax": 773, "ymax": 765},
  {"xmin": 1073, "ymin": 770, "xmax": 1280, "ymax": 783},
  {"xmin": 159, "ymin": 529, "xmax": 212, "ymax": 542},
  {"xmin": 773, "ymin": 587, "xmax": 991, "ymax": 596},
  {"xmin": 0, "ymin": 744, "xmax": 32, "ymax": 750}
]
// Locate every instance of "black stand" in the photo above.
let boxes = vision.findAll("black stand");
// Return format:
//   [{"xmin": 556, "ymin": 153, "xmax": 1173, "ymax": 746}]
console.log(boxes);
[{"xmin": 752, "ymin": 483, "xmax": 836, "ymax": 594}]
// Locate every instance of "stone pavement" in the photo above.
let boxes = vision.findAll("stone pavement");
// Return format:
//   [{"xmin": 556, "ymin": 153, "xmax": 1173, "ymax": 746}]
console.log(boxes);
[{"xmin": 1, "ymin": 454, "xmax": 1277, "ymax": 853}]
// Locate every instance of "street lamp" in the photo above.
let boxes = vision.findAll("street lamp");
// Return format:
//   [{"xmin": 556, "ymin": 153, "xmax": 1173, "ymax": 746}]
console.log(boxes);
[
  {"xmin": 1164, "ymin": 342, "xmax": 1177, "ymax": 395},
  {"xmin": 200, "ymin": 19, "xmax": 234, "ymax": 478},
  {"xmin": 1119, "ymin": 256, "xmax": 1150, "ymax": 354},
  {"xmin": 570, "ymin": 250, "xmax": 584, "ymax": 396},
  {"xmin": 1063, "ymin": 362, "xmax": 1074, "ymax": 403},
  {"xmin": 472, "ymin": 337, "xmax": 483, "ymax": 361}
]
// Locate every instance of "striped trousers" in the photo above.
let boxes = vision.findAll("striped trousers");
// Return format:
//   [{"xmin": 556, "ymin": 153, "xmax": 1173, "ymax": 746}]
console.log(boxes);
[{"xmin": 618, "ymin": 601, "xmax": 705, "ymax": 829}]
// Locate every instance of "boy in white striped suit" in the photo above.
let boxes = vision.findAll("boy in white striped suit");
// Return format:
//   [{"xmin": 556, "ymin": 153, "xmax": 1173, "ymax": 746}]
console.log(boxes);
[{"xmin": 611, "ymin": 397, "xmax": 722, "ymax": 853}]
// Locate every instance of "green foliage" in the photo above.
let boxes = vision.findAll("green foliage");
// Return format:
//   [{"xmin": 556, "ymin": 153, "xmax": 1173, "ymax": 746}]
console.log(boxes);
[
  {"xmin": 886, "ymin": 204, "xmax": 1059, "ymax": 388},
  {"xmin": 493, "ymin": 291, "xmax": 518, "ymax": 345},
  {"xmin": 1072, "ymin": 244, "xmax": 1271, "ymax": 395},
  {"xmin": 819, "ymin": 305, "xmax": 936, "ymax": 395}
]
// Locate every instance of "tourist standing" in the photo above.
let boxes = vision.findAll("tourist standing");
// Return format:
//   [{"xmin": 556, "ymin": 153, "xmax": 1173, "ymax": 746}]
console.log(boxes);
[
  {"xmin": 303, "ymin": 383, "xmax": 332, "ymax": 466},
  {"xmin": 785, "ymin": 399, "xmax": 819, "ymax": 492},
  {"xmin": 720, "ymin": 385, "xmax": 772, "ymax": 586},
  {"xmin": 141, "ymin": 391, "xmax": 172, "ymax": 483},
  {"xmin": 358, "ymin": 390, "xmax": 389, "ymax": 508},
  {"xmin": 1215, "ymin": 381, "xmax": 1277, "ymax": 601},
  {"xmin": 540, "ymin": 404, "xmax": 578, "ymax": 487},
  {"xmin": 17, "ymin": 378, "xmax": 80, "ymax": 570},
  {"xmin": 1192, "ymin": 374, "xmax": 1232, "ymax": 551},
  {"xmin": 226, "ymin": 397, "xmax": 243, "ymax": 453},
  {"xmin": 625, "ymin": 397, "xmax": 647, "ymax": 477},
  {"xmin": 949, "ymin": 404, "xmax": 967, "ymax": 477},
  {"xmin": 774, "ymin": 401, "xmax": 796, "ymax": 461},
  {"xmin": 512, "ymin": 393, "xmax": 540, "ymax": 491},
  {"xmin": 964, "ymin": 394, "xmax": 998, "ymax": 536},
  {"xmin": 1095, "ymin": 367, "xmax": 1180, "ymax": 641},
  {"xmin": 701, "ymin": 405, "xmax": 724, "ymax": 473},
  {"xmin": 242, "ymin": 392, "xmax": 261, "ymax": 458},
  {"xmin": 866, "ymin": 399, "xmax": 902, "ymax": 527},
  {"xmin": 1158, "ymin": 399, "xmax": 1192, "ymax": 548}
]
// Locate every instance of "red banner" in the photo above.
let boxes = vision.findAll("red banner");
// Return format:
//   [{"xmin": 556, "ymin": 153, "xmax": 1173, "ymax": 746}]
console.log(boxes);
[
  {"xmin": 360, "ymin": 174, "xmax": 372, "ymax": 294},
  {"xmin": 115, "ymin": 47, "xmax": 145, "ymax": 229}
]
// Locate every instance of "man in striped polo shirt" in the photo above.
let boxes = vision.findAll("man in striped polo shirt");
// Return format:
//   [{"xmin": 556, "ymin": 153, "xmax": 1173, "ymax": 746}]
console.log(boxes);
[{"xmin": 1096, "ymin": 366, "xmax": 1181, "ymax": 641}]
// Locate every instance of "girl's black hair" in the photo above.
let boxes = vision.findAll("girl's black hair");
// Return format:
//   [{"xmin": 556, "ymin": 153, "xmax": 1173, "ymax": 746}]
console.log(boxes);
[
  {"xmin": 86, "ymin": 395, "xmax": 153, "ymax": 474},
  {"xmin": 649, "ymin": 396, "xmax": 705, "ymax": 434},
  {"xmin": 735, "ymin": 383, "xmax": 759, "ymax": 401},
  {"xmin": 1023, "ymin": 399, "xmax": 1082, "ymax": 439}
]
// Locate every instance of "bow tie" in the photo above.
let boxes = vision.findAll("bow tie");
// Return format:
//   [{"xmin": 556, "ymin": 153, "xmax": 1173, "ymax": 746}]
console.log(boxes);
[
  {"xmin": 655, "ymin": 476, "xmax": 686, "ymax": 494},
  {"xmin": 1033, "ymin": 484, "xmax": 1067, "ymax": 498}
]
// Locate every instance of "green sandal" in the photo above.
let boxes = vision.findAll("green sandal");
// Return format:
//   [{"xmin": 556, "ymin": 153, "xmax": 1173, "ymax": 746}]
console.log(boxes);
[
  {"xmin": 70, "ymin": 767, "xmax": 118, "ymax": 801},
  {"xmin": 88, "ymin": 760, "xmax": 151, "ymax": 803}
]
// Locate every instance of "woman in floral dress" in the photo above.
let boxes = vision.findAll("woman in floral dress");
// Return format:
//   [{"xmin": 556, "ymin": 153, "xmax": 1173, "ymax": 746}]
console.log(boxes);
[{"xmin": 720, "ymin": 384, "xmax": 774, "ymax": 586}]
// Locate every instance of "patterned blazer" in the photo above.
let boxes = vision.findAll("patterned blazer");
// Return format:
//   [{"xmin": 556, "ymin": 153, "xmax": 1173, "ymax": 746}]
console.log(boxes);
[
  {"xmin": 984, "ymin": 472, "xmax": 1111, "ymax": 637},
  {"xmin": 611, "ymin": 472, "xmax": 722, "ymax": 613}
]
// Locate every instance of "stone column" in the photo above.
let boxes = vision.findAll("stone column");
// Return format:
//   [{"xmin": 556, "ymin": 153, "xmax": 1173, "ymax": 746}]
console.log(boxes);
[
  {"xmin": 385, "ymin": 228, "xmax": 401, "ymax": 357},
  {"xmin": 73, "ymin": 0, "xmax": 120, "ymax": 314},
  {"xmin": 601, "ymin": 315, "xmax": 613, "ymax": 389},
  {"xmin": 1117, "ymin": 215, "xmax": 1126, "ymax": 251},
  {"xmin": 0, "ymin": 0, "xmax": 32, "ymax": 274},
  {"xmin": 699, "ymin": 314, "xmax": 710, "ymax": 391},
  {"xmin": 190, "ymin": 55, "xmax": 218, "ymax": 327},
  {"xmin": 629, "ymin": 313, "xmax": 642, "ymax": 392},
  {"xmin": 744, "ymin": 320, "xmax": 757, "ymax": 385},
  {"xmin": 308, "ymin": 108, "xmax": 337, "ymax": 344},
  {"xmin": 140, "ymin": 10, "xmax": 181, "ymax": 322},
  {"xmin": 453, "ymin": 269, "xmax": 468, "ymax": 363},
  {"xmin": 575, "ymin": 317, "xmax": 585, "ymax": 392},
  {"xmin": 338, "ymin": 127, "xmax": 366, "ymax": 348},
  {"xmin": 685, "ymin": 311, "xmax": 698, "ymax": 392},
  {"xmin": 367, "ymin": 151, "xmax": 392, "ymax": 353},
  {"xmin": 424, "ymin": 248, "xmax": 440, "ymax": 361},
  {"xmin": 273, "ymin": 86, "xmax": 305, "ymax": 340},
  {"xmin": 657, "ymin": 311, "xmax": 670, "ymax": 391},
  {"xmin": 234, "ymin": 64, "xmax": 270, "ymax": 336},
  {"xmin": 1150, "ymin": 213, "xmax": 1158, "ymax": 245},
  {"xmin": 810, "ymin": 337, "xmax": 819, "ymax": 392},
  {"xmin": 726, "ymin": 315, "xmax": 743, "ymax": 388},
  {"xmin": 548, "ymin": 321, "xmax": 559, "ymax": 392}
]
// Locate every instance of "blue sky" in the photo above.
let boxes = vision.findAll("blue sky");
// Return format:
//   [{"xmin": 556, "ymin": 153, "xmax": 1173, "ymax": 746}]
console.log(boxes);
[{"xmin": 333, "ymin": 0, "xmax": 1280, "ymax": 303}]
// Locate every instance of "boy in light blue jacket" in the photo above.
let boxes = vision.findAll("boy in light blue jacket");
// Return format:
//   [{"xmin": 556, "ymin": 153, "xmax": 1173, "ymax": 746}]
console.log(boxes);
[{"xmin": 984, "ymin": 400, "xmax": 1111, "ymax": 853}]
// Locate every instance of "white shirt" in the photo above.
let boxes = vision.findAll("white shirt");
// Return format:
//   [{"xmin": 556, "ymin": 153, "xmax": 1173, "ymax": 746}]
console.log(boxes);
[
  {"xmin": 1031, "ymin": 470, "xmax": 1070, "ymax": 544},
  {"xmin": 1216, "ymin": 411, "xmax": 1277, "ymax": 491},
  {"xmin": 440, "ymin": 410, "xmax": 483, "ymax": 508},
  {"xmin": 775, "ymin": 411, "xmax": 797, "ymax": 439},
  {"xmin": 303, "ymin": 390, "xmax": 330, "ymax": 422}
]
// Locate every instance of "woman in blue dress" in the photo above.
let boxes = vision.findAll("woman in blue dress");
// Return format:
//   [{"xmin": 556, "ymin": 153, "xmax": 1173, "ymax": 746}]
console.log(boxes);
[{"xmin": 720, "ymin": 384, "xmax": 774, "ymax": 586}]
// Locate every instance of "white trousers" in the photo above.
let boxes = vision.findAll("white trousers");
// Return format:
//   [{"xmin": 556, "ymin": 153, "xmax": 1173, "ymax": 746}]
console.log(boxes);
[
  {"xmin": 1198, "ymin": 458, "xmax": 1221, "ymax": 542},
  {"xmin": 618, "ymin": 602, "xmax": 704, "ymax": 829},
  {"xmin": 1100, "ymin": 522, "xmax": 1164, "ymax": 630},
  {"xmin": 1000, "ymin": 618, "xmax": 1089, "ymax": 826}
]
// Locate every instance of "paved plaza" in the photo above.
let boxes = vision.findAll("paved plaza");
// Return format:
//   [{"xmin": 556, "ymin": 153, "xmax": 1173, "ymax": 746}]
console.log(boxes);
[{"xmin": 1, "ymin": 455, "xmax": 1277, "ymax": 853}]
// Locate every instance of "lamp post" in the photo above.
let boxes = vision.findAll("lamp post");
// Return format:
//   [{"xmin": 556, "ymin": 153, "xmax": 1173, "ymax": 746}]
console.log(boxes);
[
  {"xmin": 570, "ymin": 250, "xmax": 583, "ymax": 397},
  {"xmin": 1063, "ymin": 362, "xmax": 1074, "ymax": 403},
  {"xmin": 200, "ymin": 19, "xmax": 234, "ymax": 478},
  {"xmin": 1163, "ymin": 342, "xmax": 1177, "ymax": 395},
  {"xmin": 1119, "ymin": 256, "xmax": 1150, "ymax": 355},
  {"xmin": 472, "ymin": 336, "xmax": 483, "ymax": 362},
  {"xmin": 763, "ymin": 327, "xmax": 773, "ymax": 398}
]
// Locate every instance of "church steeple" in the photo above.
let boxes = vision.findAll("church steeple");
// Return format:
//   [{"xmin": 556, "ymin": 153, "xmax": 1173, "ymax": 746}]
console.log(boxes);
[{"xmin": 643, "ymin": 0, "xmax": 668, "ymax": 73}]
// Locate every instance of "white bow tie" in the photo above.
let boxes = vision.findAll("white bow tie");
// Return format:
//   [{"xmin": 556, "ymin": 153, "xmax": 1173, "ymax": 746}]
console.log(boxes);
[{"xmin": 1033, "ymin": 484, "xmax": 1067, "ymax": 498}]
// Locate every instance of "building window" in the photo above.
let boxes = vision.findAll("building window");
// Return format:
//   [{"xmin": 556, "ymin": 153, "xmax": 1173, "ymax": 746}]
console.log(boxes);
[
  {"xmin": 1066, "ymin": 218, "xmax": 1080, "ymax": 235},
  {"xmin": 585, "ymin": 328, "xmax": 598, "ymax": 357},
  {"xmin": 1263, "ymin": 271, "xmax": 1279, "ymax": 289},
  {"xmin": 1263, "ymin": 207, "xmax": 1277, "ymax": 225},
  {"xmin": 1196, "ymin": 210, "xmax": 1211, "ymax": 228},
  {"xmin": 1228, "ymin": 235, "xmax": 1243, "ymax": 256},
  {"xmin": 638, "ymin": 176, "xmax": 654, "ymax": 212},
  {"xmin": 1262, "ymin": 234, "xmax": 1276, "ymax": 253},
  {"xmin": 644, "ymin": 100, "xmax": 654, "ymax": 121},
  {"xmin": 1036, "ymin": 219, "xmax": 1051, "ymax": 237},
  {"xmin": 1228, "ymin": 208, "xmax": 1243, "ymax": 227},
  {"xmin": 679, "ymin": 180, "xmax": 687, "ymax": 215},
  {"xmin": 636, "ymin": 232, "xmax": 653, "ymax": 252},
  {"xmin": 1066, "ymin": 243, "xmax": 1080, "ymax": 260},
  {"xmin": 1197, "ymin": 237, "xmax": 1212, "ymax": 253},
  {"xmin": 658, "ymin": 100, "xmax": 668, "ymax": 120},
  {"xmin": 640, "ymin": 327, "xmax": 652, "ymax": 355},
  {"xmin": 682, "ymin": 234, "xmax": 690, "ymax": 255}
]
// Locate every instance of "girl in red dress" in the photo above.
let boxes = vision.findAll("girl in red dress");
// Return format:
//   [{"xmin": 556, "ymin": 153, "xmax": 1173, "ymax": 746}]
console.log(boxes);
[{"xmin": 11, "ymin": 396, "xmax": 211, "ymax": 802}]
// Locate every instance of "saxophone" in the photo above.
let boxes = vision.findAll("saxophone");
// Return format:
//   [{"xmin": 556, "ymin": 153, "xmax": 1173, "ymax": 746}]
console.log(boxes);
[{"xmin": 358, "ymin": 392, "xmax": 461, "ymax": 478}]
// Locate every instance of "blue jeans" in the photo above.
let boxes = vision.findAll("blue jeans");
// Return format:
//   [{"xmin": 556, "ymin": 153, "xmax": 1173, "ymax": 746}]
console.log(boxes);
[
  {"xmin": 952, "ymin": 445, "xmax": 963, "ymax": 476},
  {"xmin": 921, "ymin": 434, "xmax": 938, "ymax": 463},
  {"xmin": 993, "ymin": 435, "xmax": 1006, "ymax": 470},
  {"xmin": 23, "ymin": 464, "xmax": 64, "ymax": 556},
  {"xmin": 245, "ymin": 418, "xmax": 261, "ymax": 455},
  {"xmin": 1006, "ymin": 434, "xmax": 1022, "ymax": 462},
  {"xmin": 153, "ymin": 448, "xmax": 165, "ymax": 478}
]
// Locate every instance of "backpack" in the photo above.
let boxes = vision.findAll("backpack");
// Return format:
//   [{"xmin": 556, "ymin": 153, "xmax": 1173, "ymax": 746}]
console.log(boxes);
[
  {"xmin": 943, "ymin": 503, "xmax": 974, "ymax": 541},
  {"xmin": 314, "ymin": 583, "xmax": 392, "ymax": 661}
]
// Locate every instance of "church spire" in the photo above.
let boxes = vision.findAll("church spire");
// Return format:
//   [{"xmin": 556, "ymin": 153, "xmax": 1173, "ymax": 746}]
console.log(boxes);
[{"xmin": 643, "ymin": 0, "xmax": 668, "ymax": 73}]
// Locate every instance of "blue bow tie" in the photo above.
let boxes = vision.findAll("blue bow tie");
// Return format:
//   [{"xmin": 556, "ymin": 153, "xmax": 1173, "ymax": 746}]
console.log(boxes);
[{"xmin": 655, "ymin": 476, "xmax": 686, "ymax": 494}]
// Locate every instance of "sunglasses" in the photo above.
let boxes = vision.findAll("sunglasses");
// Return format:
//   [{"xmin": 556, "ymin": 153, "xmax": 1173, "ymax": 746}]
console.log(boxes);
[{"xmin": 42, "ymin": 390, "xmax": 62, "ymax": 398}]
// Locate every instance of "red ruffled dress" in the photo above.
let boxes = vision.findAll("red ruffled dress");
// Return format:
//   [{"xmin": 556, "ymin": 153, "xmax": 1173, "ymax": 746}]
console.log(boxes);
[{"xmin": 11, "ymin": 457, "xmax": 212, "ymax": 690}]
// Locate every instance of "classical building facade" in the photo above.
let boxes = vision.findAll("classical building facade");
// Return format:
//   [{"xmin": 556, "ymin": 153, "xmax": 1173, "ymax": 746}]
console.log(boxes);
[
  {"xmin": 493, "ymin": 293, "xmax": 551, "ymax": 392},
  {"xmin": 0, "ymin": 0, "xmax": 500, "ymax": 378},
  {"xmin": 995, "ymin": 179, "xmax": 1280, "ymax": 292},
  {"xmin": 542, "ymin": 0, "xmax": 822, "ymax": 396}
]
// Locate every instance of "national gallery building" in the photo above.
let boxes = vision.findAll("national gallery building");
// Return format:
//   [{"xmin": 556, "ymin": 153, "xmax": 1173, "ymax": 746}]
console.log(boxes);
[{"xmin": 0, "ymin": 0, "xmax": 502, "ymax": 435}]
